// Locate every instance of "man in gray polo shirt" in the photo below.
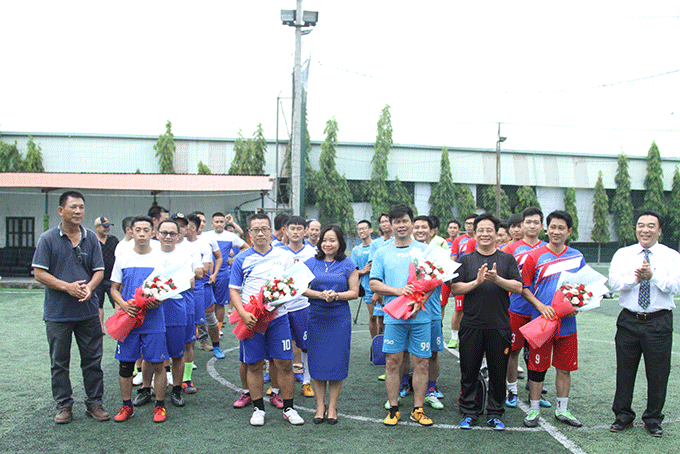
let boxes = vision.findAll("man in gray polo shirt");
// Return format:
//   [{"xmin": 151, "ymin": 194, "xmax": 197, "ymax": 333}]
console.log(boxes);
[{"xmin": 32, "ymin": 190, "xmax": 110, "ymax": 424}]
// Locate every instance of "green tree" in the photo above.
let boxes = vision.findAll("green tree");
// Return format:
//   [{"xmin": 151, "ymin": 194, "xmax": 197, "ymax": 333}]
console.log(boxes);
[
  {"xmin": 564, "ymin": 187, "xmax": 579, "ymax": 242},
  {"xmin": 314, "ymin": 118, "xmax": 354, "ymax": 232},
  {"xmin": 249, "ymin": 123, "xmax": 267, "ymax": 175},
  {"xmin": 592, "ymin": 171, "xmax": 610, "ymax": 262},
  {"xmin": 611, "ymin": 152, "xmax": 635, "ymax": 244},
  {"xmin": 480, "ymin": 185, "xmax": 512, "ymax": 220},
  {"xmin": 197, "ymin": 161, "xmax": 211, "ymax": 174},
  {"xmin": 666, "ymin": 166, "xmax": 680, "ymax": 250},
  {"xmin": 303, "ymin": 121, "xmax": 317, "ymax": 208},
  {"xmin": 428, "ymin": 146, "xmax": 456, "ymax": 223},
  {"xmin": 0, "ymin": 133, "xmax": 23, "ymax": 172},
  {"xmin": 369, "ymin": 105, "xmax": 392, "ymax": 224},
  {"xmin": 23, "ymin": 136, "xmax": 45, "ymax": 172},
  {"xmin": 228, "ymin": 130, "xmax": 249, "ymax": 174},
  {"xmin": 154, "ymin": 120, "xmax": 175, "ymax": 174},
  {"xmin": 515, "ymin": 186, "xmax": 541, "ymax": 213},
  {"xmin": 454, "ymin": 184, "xmax": 477, "ymax": 220},
  {"xmin": 388, "ymin": 177, "xmax": 417, "ymax": 214},
  {"xmin": 643, "ymin": 141, "xmax": 665, "ymax": 214}
]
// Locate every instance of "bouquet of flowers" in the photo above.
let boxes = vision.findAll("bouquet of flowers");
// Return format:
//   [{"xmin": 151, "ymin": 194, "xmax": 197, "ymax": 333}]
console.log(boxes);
[
  {"xmin": 383, "ymin": 244, "xmax": 460, "ymax": 320},
  {"xmin": 519, "ymin": 265, "xmax": 609, "ymax": 349},
  {"xmin": 230, "ymin": 262, "xmax": 315, "ymax": 340},
  {"xmin": 106, "ymin": 262, "xmax": 194, "ymax": 342}
]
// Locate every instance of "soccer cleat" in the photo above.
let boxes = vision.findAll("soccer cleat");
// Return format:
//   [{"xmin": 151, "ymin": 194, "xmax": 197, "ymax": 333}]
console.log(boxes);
[
  {"xmin": 263, "ymin": 372, "xmax": 271, "ymax": 383},
  {"xmin": 487, "ymin": 417, "xmax": 506, "ymax": 431},
  {"xmin": 432, "ymin": 388, "xmax": 444, "ymax": 399},
  {"xmin": 166, "ymin": 371, "xmax": 173, "ymax": 386},
  {"xmin": 269, "ymin": 392, "xmax": 284, "ymax": 409},
  {"xmin": 171, "ymin": 391, "xmax": 185, "ymax": 407},
  {"xmin": 233, "ymin": 392, "xmax": 252, "ymax": 408},
  {"xmin": 399, "ymin": 383, "xmax": 410, "ymax": 398},
  {"xmin": 283, "ymin": 408, "xmax": 305, "ymax": 425},
  {"xmin": 213, "ymin": 346, "xmax": 225, "ymax": 359},
  {"xmin": 460, "ymin": 416, "xmax": 474, "ymax": 430},
  {"xmin": 294, "ymin": 373, "xmax": 304, "ymax": 383},
  {"xmin": 250, "ymin": 408, "xmax": 266, "ymax": 426},
  {"xmin": 383, "ymin": 410, "xmax": 401, "ymax": 426},
  {"xmin": 132, "ymin": 371, "xmax": 144, "ymax": 386},
  {"xmin": 302, "ymin": 382, "xmax": 315, "ymax": 397},
  {"xmin": 377, "ymin": 374, "xmax": 386, "ymax": 381},
  {"xmin": 447, "ymin": 338, "xmax": 458, "ymax": 349},
  {"xmin": 517, "ymin": 365, "xmax": 525, "ymax": 380},
  {"xmin": 410, "ymin": 408, "xmax": 433, "ymax": 426},
  {"xmin": 192, "ymin": 363, "xmax": 197, "ymax": 370},
  {"xmin": 523, "ymin": 410, "xmax": 540, "ymax": 427},
  {"xmin": 113, "ymin": 405, "xmax": 134, "ymax": 422},
  {"xmin": 539, "ymin": 397, "xmax": 552, "ymax": 408},
  {"xmin": 505, "ymin": 392, "xmax": 518, "ymax": 408},
  {"xmin": 153, "ymin": 405, "xmax": 167, "ymax": 423},
  {"xmin": 182, "ymin": 380, "xmax": 197, "ymax": 394},
  {"xmin": 384, "ymin": 397, "xmax": 401, "ymax": 410},
  {"xmin": 555, "ymin": 410, "xmax": 582, "ymax": 427},
  {"xmin": 132, "ymin": 388, "xmax": 152, "ymax": 407},
  {"xmin": 199, "ymin": 339, "xmax": 212, "ymax": 351},
  {"xmin": 424, "ymin": 394, "xmax": 444, "ymax": 410},
  {"xmin": 525, "ymin": 382, "xmax": 548, "ymax": 394},
  {"xmin": 480, "ymin": 367, "xmax": 488, "ymax": 380}
]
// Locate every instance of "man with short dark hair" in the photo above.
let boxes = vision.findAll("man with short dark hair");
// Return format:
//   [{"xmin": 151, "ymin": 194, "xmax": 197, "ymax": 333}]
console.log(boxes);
[
  {"xmin": 451, "ymin": 213, "xmax": 523, "ymax": 431},
  {"xmin": 272, "ymin": 212, "xmax": 290, "ymax": 247},
  {"xmin": 147, "ymin": 205, "xmax": 169, "ymax": 239},
  {"xmin": 33, "ymin": 190, "xmax": 109, "ymax": 424},
  {"xmin": 351, "ymin": 220, "xmax": 376, "ymax": 337},
  {"xmin": 114, "ymin": 216, "xmax": 134, "ymax": 258},
  {"xmin": 93, "ymin": 216, "xmax": 119, "ymax": 330},
  {"xmin": 506, "ymin": 213, "xmax": 524, "ymax": 243},
  {"xmin": 609, "ymin": 210, "xmax": 680, "ymax": 437}
]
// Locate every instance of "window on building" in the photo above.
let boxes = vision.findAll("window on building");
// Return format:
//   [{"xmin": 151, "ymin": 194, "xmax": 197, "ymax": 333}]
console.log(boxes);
[{"xmin": 6, "ymin": 217, "xmax": 35, "ymax": 247}]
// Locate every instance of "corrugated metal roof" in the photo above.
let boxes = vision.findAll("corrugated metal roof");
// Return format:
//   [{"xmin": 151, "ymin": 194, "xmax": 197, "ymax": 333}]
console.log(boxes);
[{"xmin": 0, "ymin": 173, "xmax": 273, "ymax": 192}]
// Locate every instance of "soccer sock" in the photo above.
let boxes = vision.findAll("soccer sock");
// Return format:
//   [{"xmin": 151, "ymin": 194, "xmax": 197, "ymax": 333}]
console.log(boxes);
[
  {"xmin": 400, "ymin": 374, "xmax": 409, "ymax": 387},
  {"xmin": 530, "ymin": 400, "xmax": 541, "ymax": 412},
  {"xmin": 172, "ymin": 385, "xmax": 181, "ymax": 394},
  {"xmin": 218, "ymin": 321, "xmax": 223, "ymax": 332},
  {"xmin": 271, "ymin": 388, "xmax": 280, "ymax": 395},
  {"xmin": 155, "ymin": 400, "xmax": 165, "ymax": 407},
  {"xmin": 507, "ymin": 381, "xmax": 518, "ymax": 394},
  {"xmin": 212, "ymin": 342, "xmax": 220, "ymax": 348},
  {"xmin": 481, "ymin": 357, "xmax": 488, "ymax": 369},
  {"xmin": 283, "ymin": 398, "xmax": 294, "ymax": 411},
  {"xmin": 302, "ymin": 351, "xmax": 311, "ymax": 384},
  {"xmin": 390, "ymin": 405, "xmax": 399, "ymax": 417},
  {"xmin": 556, "ymin": 397, "xmax": 568, "ymax": 413},
  {"xmin": 183, "ymin": 362, "xmax": 194, "ymax": 382},
  {"xmin": 123, "ymin": 399, "xmax": 132, "ymax": 407},
  {"xmin": 451, "ymin": 330, "xmax": 458, "ymax": 340},
  {"xmin": 427, "ymin": 380, "xmax": 437, "ymax": 394},
  {"xmin": 165, "ymin": 365, "xmax": 171, "ymax": 373},
  {"xmin": 253, "ymin": 398, "xmax": 265, "ymax": 411}
]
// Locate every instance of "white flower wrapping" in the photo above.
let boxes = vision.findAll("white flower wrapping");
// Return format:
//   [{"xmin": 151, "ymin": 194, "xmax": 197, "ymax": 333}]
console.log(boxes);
[
  {"xmin": 142, "ymin": 261, "xmax": 195, "ymax": 301},
  {"xmin": 264, "ymin": 262, "xmax": 315, "ymax": 312},
  {"xmin": 556, "ymin": 265, "xmax": 610, "ymax": 312},
  {"xmin": 410, "ymin": 242, "xmax": 460, "ymax": 282}
]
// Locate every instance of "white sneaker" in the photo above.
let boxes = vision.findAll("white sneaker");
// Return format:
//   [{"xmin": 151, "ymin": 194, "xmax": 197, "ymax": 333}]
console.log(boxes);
[
  {"xmin": 132, "ymin": 372, "xmax": 144, "ymax": 386},
  {"xmin": 517, "ymin": 366, "xmax": 524, "ymax": 373},
  {"xmin": 192, "ymin": 363, "xmax": 197, "ymax": 370},
  {"xmin": 250, "ymin": 408, "xmax": 266, "ymax": 426},
  {"xmin": 166, "ymin": 371, "xmax": 173, "ymax": 386},
  {"xmin": 283, "ymin": 407, "xmax": 304, "ymax": 425}
]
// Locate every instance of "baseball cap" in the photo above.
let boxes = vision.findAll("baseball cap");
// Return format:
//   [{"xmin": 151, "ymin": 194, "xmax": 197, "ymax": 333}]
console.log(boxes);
[
  {"xmin": 171, "ymin": 212, "xmax": 188, "ymax": 224},
  {"xmin": 94, "ymin": 216, "xmax": 113, "ymax": 227}
]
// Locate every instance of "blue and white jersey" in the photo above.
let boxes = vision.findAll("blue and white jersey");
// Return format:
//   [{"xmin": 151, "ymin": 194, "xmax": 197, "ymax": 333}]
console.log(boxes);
[
  {"xmin": 280, "ymin": 244, "xmax": 316, "ymax": 312},
  {"xmin": 370, "ymin": 241, "xmax": 430, "ymax": 325},
  {"xmin": 111, "ymin": 248, "xmax": 165, "ymax": 334},
  {"xmin": 204, "ymin": 230, "xmax": 245, "ymax": 274},
  {"xmin": 230, "ymin": 246, "xmax": 295, "ymax": 319},
  {"xmin": 158, "ymin": 247, "xmax": 192, "ymax": 327}
]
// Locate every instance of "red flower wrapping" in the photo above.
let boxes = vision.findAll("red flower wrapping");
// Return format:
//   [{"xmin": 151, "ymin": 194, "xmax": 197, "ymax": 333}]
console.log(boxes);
[
  {"xmin": 229, "ymin": 288, "xmax": 279, "ymax": 340},
  {"xmin": 383, "ymin": 262, "xmax": 442, "ymax": 320},
  {"xmin": 105, "ymin": 287, "xmax": 155, "ymax": 342},
  {"xmin": 518, "ymin": 290, "xmax": 576, "ymax": 350}
]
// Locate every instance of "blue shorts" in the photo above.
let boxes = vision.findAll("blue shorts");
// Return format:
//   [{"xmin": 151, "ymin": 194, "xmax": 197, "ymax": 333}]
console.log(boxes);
[
  {"xmin": 193, "ymin": 289, "xmax": 206, "ymax": 323},
  {"xmin": 288, "ymin": 307, "xmax": 309, "ymax": 350},
  {"xmin": 213, "ymin": 274, "xmax": 230, "ymax": 305},
  {"xmin": 382, "ymin": 322, "xmax": 431, "ymax": 358},
  {"xmin": 239, "ymin": 343, "xmax": 244, "ymax": 362},
  {"xmin": 184, "ymin": 312, "xmax": 196, "ymax": 344},
  {"xmin": 204, "ymin": 282, "xmax": 216, "ymax": 309},
  {"xmin": 363, "ymin": 287, "xmax": 374, "ymax": 304},
  {"xmin": 165, "ymin": 325, "xmax": 186, "ymax": 358},
  {"xmin": 430, "ymin": 319, "xmax": 444, "ymax": 353},
  {"xmin": 116, "ymin": 332, "xmax": 169, "ymax": 363},
  {"xmin": 241, "ymin": 315, "xmax": 294, "ymax": 364},
  {"xmin": 373, "ymin": 303, "xmax": 384, "ymax": 317}
]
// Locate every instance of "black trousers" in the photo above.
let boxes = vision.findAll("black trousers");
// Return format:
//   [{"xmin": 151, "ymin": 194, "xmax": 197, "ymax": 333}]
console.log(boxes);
[
  {"xmin": 612, "ymin": 309, "xmax": 673, "ymax": 425},
  {"xmin": 458, "ymin": 325, "xmax": 511, "ymax": 420}
]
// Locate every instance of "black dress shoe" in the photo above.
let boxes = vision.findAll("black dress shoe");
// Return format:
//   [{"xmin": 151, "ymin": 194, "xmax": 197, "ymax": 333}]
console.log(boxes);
[
  {"xmin": 313, "ymin": 416, "xmax": 325, "ymax": 424},
  {"xmin": 610, "ymin": 419, "xmax": 632, "ymax": 432},
  {"xmin": 645, "ymin": 423, "xmax": 663, "ymax": 437},
  {"xmin": 327, "ymin": 417, "xmax": 338, "ymax": 425}
]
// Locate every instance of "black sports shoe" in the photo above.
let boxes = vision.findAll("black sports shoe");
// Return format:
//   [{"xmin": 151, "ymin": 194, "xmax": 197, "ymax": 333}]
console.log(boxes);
[
  {"xmin": 171, "ymin": 391, "xmax": 186, "ymax": 407},
  {"xmin": 132, "ymin": 387, "xmax": 152, "ymax": 407}
]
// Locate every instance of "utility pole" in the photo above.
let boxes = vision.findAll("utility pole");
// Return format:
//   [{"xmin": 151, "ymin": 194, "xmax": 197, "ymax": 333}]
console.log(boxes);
[
  {"xmin": 290, "ymin": 0, "xmax": 303, "ymax": 215},
  {"xmin": 496, "ymin": 122, "xmax": 506, "ymax": 219}
]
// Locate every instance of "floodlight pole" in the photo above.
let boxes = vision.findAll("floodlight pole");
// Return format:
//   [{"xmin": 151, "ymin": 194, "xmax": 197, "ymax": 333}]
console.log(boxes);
[
  {"xmin": 495, "ymin": 122, "xmax": 506, "ymax": 219},
  {"xmin": 290, "ymin": 0, "xmax": 304, "ymax": 216}
]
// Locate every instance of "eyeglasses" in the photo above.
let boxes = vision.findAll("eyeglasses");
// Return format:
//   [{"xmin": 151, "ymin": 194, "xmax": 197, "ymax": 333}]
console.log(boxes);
[
  {"xmin": 249, "ymin": 227, "xmax": 271, "ymax": 235},
  {"xmin": 158, "ymin": 231, "xmax": 178, "ymax": 237}
]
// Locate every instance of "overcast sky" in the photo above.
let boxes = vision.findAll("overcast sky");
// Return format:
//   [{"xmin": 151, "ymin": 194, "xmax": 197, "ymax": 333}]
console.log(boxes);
[{"xmin": 1, "ymin": 1, "xmax": 679, "ymax": 158}]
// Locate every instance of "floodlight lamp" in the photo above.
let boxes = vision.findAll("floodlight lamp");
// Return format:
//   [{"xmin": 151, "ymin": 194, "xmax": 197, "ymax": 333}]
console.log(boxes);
[
  {"xmin": 302, "ymin": 10, "xmax": 318, "ymax": 26},
  {"xmin": 498, "ymin": 137, "xmax": 507, "ymax": 143},
  {"xmin": 281, "ymin": 10, "xmax": 296, "ymax": 26}
]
